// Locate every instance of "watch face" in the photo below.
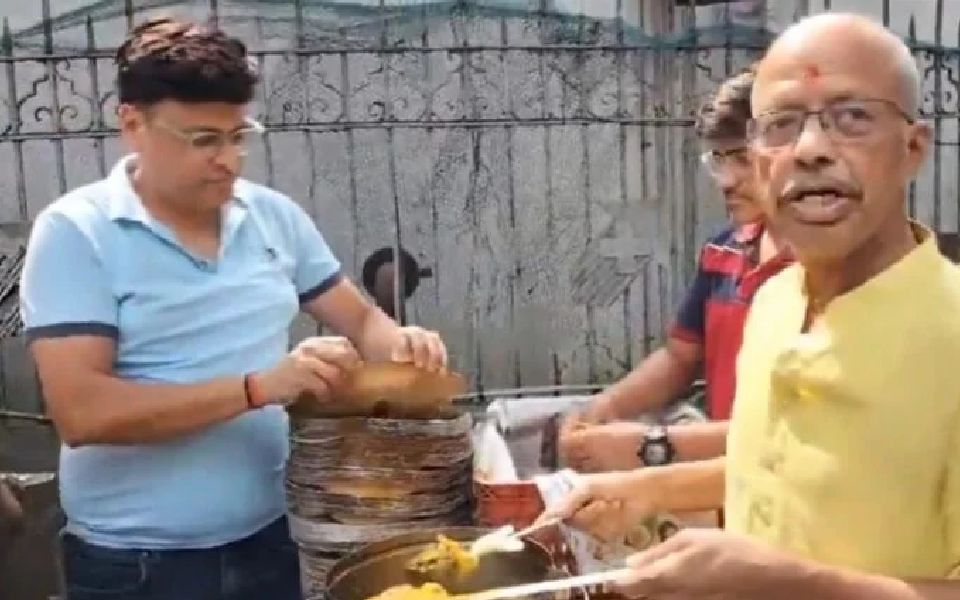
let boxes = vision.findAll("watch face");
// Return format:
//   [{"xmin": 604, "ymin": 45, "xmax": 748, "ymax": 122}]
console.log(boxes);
[{"xmin": 644, "ymin": 442, "xmax": 669, "ymax": 466}]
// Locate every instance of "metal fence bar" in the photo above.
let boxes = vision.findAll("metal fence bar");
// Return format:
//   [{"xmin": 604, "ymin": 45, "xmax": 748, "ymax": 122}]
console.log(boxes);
[
  {"xmin": 956, "ymin": 16, "xmax": 960, "ymax": 234},
  {"xmin": 500, "ymin": 11, "xmax": 522, "ymax": 388},
  {"xmin": 616, "ymin": 0, "xmax": 632, "ymax": 370},
  {"xmin": 85, "ymin": 15, "xmax": 106, "ymax": 178},
  {"xmin": 721, "ymin": 0, "xmax": 732, "ymax": 77},
  {"xmin": 124, "ymin": 0, "xmax": 134, "ymax": 33},
  {"xmin": 0, "ymin": 43, "xmax": 800, "ymax": 61},
  {"xmin": 679, "ymin": 0, "xmax": 698, "ymax": 285},
  {"xmin": 420, "ymin": 1, "xmax": 441, "ymax": 310},
  {"xmin": 538, "ymin": 0, "xmax": 558, "ymax": 384},
  {"xmin": 636, "ymin": 0, "xmax": 653, "ymax": 357},
  {"xmin": 1, "ymin": 20, "xmax": 27, "ymax": 221},
  {"xmin": 933, "ymin": 0, "xmax": 944, "ymax": 231},
  {"xmin": 295, "ymin": 0, "xmax": 310, "ymax": 134},
  {"xmin": 337, "ymin": 43, "xmax": 361, "ymax": 279},
  {"xmin": 387, "ymin": 122, "xmax": 404, "ymax": 326},
  {"xmin": 0, "ymin": 118, "xmax": 700, "ymax": 142},
  {"xmin": 208, "ymin": 0, "xmax": 219, "ymax": 28},
  {"xmin": 576, "ymin": 0, "xmax": 598, "ymax": 384},
  {"xmin": 41, "ymin": 0, "xmax": 68, "ymax": 196},
  {"xmin": 909, "ymin": 16, "xmax": 918, "ymax": 218},
  {"xmin": 459, "ymin": 2, "xmax": 484, "ymax": 392},
  {"xmin": 256, "ymin": 53, "xmax": 277, "ymax": 188},
  {"xmin": 652, "ymin": 2, "xmax": 678, "ymax": 331},
  {"xmin": 302, "ymin": 129, "xmax": 319, "ymax": 224},
  {"xmin": 380, "ymin": 0, "xmax": 406, "ymax": 326}
]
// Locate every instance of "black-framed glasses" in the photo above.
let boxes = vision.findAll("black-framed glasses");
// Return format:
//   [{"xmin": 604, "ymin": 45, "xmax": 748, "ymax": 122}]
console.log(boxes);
[
  {"xmin": 700, "ymin": 147, "xmax": 751, "ymax": 179},
  {"xmin": 152, "ymin": 117, "xmax": 265, "ymax": 157},
  {"xmin": 747, "ymin": 98, "xmax": 916, "ymax": 148}
]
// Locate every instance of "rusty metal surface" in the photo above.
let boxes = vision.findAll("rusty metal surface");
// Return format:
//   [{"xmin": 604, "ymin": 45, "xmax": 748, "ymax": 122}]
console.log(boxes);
[{"xmin": 0, "ymin": 470, "xmax": 63, "ymax": 600}]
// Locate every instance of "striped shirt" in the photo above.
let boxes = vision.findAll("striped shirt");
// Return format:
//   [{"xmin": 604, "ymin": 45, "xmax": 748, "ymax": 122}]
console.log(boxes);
[{"xmin": 671, "ymin": 223, "xmax": 792, "ymax": 420}]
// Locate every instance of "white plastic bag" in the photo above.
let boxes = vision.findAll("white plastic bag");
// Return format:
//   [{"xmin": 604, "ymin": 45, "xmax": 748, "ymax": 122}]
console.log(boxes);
[{"xmin": 472, "ymin": 419, "xmax": 519, "ymax": 482}]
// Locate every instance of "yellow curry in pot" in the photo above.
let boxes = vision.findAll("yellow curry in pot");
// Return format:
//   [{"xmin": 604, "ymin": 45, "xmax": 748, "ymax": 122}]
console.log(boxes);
[
  {"xmin": 407, "ymin": 535, "xmax": 479, "ymax": 578},
  {"xmin": 369, "ymin": 535, "xmax": 480, "ymax": 600},
  {"xmin": 368, "ymin": 583, "xmax": 452, "ymax": 600}
]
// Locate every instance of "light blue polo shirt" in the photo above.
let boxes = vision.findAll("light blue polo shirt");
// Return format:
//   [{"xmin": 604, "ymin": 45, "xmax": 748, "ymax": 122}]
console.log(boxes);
[{"xmin": 20, "ymin": 155, "xmax": 342, "ymax": 549}]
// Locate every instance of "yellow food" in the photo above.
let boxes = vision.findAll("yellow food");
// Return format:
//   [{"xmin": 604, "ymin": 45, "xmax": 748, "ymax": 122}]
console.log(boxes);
[
  {"xmin": 368, "ymin": 583, "xmax": 452, "ymax": 600},
  {"xmin": 407, "ymin": 535, "xmax": 479, "ymax": 577}
]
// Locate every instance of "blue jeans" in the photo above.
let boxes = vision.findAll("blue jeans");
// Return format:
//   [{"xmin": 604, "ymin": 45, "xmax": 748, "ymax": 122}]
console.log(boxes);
[{"xmin": 61, "ymin": 517, "xmax": 303, "ymax": 600}]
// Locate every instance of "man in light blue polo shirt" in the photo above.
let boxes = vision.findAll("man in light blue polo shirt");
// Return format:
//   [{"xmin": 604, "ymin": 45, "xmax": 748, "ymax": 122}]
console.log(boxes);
[{"xmin": 20, "ymin": 18, "xmax": 448, "ymax": 600}]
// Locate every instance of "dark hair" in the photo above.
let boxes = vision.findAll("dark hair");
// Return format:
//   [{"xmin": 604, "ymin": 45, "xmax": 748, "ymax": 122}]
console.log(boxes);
[
  {"xmin": 116, "ymin": 17, "xmax": 258, "ymax": 105},
  {"xmin": 694, "ymin": 66, "xmax": 756, "ymax": 141}
]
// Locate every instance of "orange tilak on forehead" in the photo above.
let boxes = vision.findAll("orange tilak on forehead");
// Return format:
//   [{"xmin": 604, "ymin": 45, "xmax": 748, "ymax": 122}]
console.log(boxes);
[{"xmin": 801, "ymin": 64, "xmax": 821, "ymax": 84}]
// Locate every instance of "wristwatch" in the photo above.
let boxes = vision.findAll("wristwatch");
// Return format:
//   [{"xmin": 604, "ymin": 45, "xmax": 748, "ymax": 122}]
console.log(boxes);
[{"xmin": 639, "ymin": 425, "xmax": 675, "ymax": 466}]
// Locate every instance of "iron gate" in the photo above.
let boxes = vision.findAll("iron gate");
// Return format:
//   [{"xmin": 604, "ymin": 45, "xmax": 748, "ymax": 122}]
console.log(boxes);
[{"xmin": 0, "ymin": 0, "xmax": 958, "ymax": 415}]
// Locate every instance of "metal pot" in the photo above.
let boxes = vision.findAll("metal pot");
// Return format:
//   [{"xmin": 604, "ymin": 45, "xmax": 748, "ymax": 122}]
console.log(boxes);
[{"xmin": 325, "ymin": 527, "xmax": 569, "ymax": 600}]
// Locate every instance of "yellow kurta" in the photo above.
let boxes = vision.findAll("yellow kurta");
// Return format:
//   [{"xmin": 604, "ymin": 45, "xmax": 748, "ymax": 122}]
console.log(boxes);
[{"xmin": 726, "ymin": 226, "xmax": 960, "ymax": 578}]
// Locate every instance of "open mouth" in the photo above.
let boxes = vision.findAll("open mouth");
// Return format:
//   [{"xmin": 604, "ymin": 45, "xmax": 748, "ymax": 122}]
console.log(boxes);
[
  {"xmin": 724, "ymin": 194, "xmax": 751, "ymax": 211},
  {"xmin": 724, "ymin": 195, "xmax": 743, "ymax": 207},
  {"xmin": 782, "ymin": 186, "xmax": 858, "ymax": 225}
]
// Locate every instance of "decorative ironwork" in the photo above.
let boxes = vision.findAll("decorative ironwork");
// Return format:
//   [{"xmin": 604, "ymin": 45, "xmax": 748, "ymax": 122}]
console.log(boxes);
[
  {"xmin": 1, "ymin": 0, "xmax": 959, "ymax": 396},
  {"xmin": 2, "ymin": 11, "xmax": 953, "ymax": 138}
]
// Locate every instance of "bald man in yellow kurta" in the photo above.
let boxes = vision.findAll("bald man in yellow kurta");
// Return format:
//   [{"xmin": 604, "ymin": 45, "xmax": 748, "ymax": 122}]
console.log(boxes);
[{"xmin": 542, "ymin": 12, "xmax": 960, "ymax": 600}]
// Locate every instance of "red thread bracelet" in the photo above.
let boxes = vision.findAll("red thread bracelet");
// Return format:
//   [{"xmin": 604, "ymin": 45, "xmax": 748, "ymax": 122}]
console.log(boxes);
[{"xmin": 243, "ymin": 373, "xmax": 264, "ymax": 409}]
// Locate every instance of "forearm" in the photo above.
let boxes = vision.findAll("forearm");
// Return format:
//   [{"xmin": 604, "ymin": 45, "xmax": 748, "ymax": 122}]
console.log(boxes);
[
  {"xmin": 50, "ymin": 374, "xmax": 249, "ymax": 447},
  {"xmin": 778, "ymin": 561, "xmax": 959, "ymax": 600},
  {"xmin": 645, "ymin": 456, "xmax": 726, "ymax": 513},
  {"xmin": 351, "ymin": 305, "xmax": 403, "ymax": 361},
  {"xmin": 592, "ymin": 347, "xmax": 698, "ymax": 421},
  {"xmin": 577, "ymin": 421, "xmax": 728, "ymax": 468},
  {"xmin": 670, "ymin": 421, "xmax": 729, "ymax": 461}
]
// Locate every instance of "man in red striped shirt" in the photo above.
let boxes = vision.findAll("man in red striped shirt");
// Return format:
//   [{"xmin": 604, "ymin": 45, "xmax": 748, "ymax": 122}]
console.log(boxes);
[{"xmin": 561, "ymin": 68, "xmax": 791, "ymax": 473}]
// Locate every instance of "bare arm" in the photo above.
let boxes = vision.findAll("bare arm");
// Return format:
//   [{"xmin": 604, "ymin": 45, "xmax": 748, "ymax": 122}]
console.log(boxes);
[
  {"xmin": 31, "ymin": 336, "xmax": 248, "ymax": 448},
  {"xmin": 560, "ymin": 420, "xmax": 729, "ymax": 472},
  {"xmin": 588, "ymin": 336, "xmax": 702, "ymax": 422},
  {"xmin": 645, "ymin": 455, "xmax": 727, "ymax": 513},
  {"xmin": 32, "ymin": 335, "xmax": 352, "ymax": 448},
  {"xmin": 617, "ymin": 528, "xmax": 958, "ymax": 600},
  {"xmin": 778, "ymin": 561, "xmax": 959, "ymax": 600},
  {"xmin": 814, "ymin": 573, "xmax": 959, "ymax": 600},
  {"xmin": 303, "ymin": 279, "xmax": 446, "ymax": 370},
  {"xmin": 303, "ymin": 279, "xmax": 402, "ymax": 361},
  {"xmin": 560, "ymin": 338, "xmax": 712, "ymax": 471},
  {"xmin": 671, "ymin": 420, "xmax": 729, "ymax": 462}
]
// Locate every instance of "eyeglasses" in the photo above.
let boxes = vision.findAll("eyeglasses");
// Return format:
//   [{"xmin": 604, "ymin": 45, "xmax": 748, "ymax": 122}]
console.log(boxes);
[
  {"xmin": 700, "ymin": 147, "xmax": 751, "ymax": 179},
  {"xmin": 151, "ymin": 117, "xmax": 265, "ymax": 157},
  {"xmin": 747, "ymin": 98, "xmax": 915, "ymax": 148}
]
